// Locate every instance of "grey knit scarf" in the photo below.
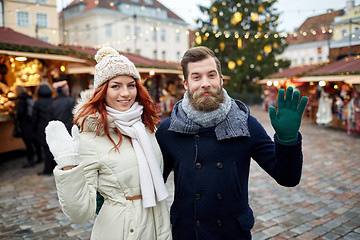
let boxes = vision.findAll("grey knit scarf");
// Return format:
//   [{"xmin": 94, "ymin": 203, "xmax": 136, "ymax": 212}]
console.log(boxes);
[{"xmin": 168, "ymin": 89, "xmax": 251, "ymax": 140}]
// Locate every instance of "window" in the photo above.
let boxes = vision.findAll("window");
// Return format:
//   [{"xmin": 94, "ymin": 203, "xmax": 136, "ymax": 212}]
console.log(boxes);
[
  {"xmin": 342, "ymin": 29, "xmax": 347, "ymax": 36},
  {"xmin": 125, "ymin": 25, "xmax": 131, "ymax": 39},
  {"xmin": 152, "ymin": 27, "xmax": 157, "ymax": 41},
  {"xmin": 176, "ymin": 31, "xmax": 180, "ymax": 42},
  {"xmin": 37, "ymin": 36, "xmax": 49, "ymax": 43},
  {"xmin": 317, "ymin": 47, "xmax": 322, "ymax": 54},
  {"xmin": 161, "ymin": 29, "xmax": 166, "ymax": 41},
  {"xmin": 136, "ymin": 49, "xmax": 141, "ymax": 55},
  {"xmin": 105, "ymin": 24, "xmax": 112, "ymax": 37},
  {"xmin": 36, "ymin": 0, "xmax": 47, "ymax": 3},
  {"xmin": 153, "ymin": 50, "xmax": 157, "ymax": 59},
  {"xmin": 86, "ymin": 24, "xmax": 90, "ymax": 38},
  {"xmin": 176, "ymin": 51, "xmax": 181, "ymax": 61},
  {"xmin": 36, "ymin": 13, "xmax": 48, "ymax": 28},
  {"xmin": 162, "ymin": 50, "xmax": 166, "ymax": 60},
  {"xmin": 135, "ymin": 26, "xmax": 141, "ymax": 39},
  {"xmin": 309, "ymin": 57, "xmax": 314, "ymax": 63},
  {"xmin": 318, "ymin": 56, "xmax": 322, "ymax": 62},
  {"xmin": 16, "ymin": 11, "xmax": 29, "ymax": 27}
]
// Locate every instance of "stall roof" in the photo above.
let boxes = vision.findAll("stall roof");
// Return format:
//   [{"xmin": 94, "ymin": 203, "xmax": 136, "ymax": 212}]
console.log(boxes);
[
  {"xmin": 305, "ymin": 56, "xmax": 360, "ymax": 75},
  {"xmin": 267, "ymin": 64, "xmax": 323, "ymax": 78},
  {"xmin": 0, "ymin": 27, "xmax": 64, "ymax": 51},
  {"xmin": 0, "ymin": 49, "xmax": 87, "ymax": 63}
]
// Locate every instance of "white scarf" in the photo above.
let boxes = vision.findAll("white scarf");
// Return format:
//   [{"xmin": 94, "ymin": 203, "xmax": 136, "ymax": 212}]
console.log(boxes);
[{"xmin": 106, "ymin": 102, "xmax": 168, "ymax": 208}]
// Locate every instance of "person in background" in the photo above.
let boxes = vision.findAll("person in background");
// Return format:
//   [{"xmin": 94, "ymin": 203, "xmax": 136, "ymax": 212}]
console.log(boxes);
[
  {"xmin": 49, "ymin": 80, "xmax": 76, "ymax": 133},
  {"xmin": 32, "ymin": 83, "xmax": 55, "ymax": 176},
  {"xmin": 155, "ymin": 46, "xmax": 308, "ymax": 240},
  {"xmin": 45, "ymin": 47, "xmax": 171, "ymax": 239},
  {"xmin": 15, "ymin": 85, "xmax": 42, "ymax": 168}
]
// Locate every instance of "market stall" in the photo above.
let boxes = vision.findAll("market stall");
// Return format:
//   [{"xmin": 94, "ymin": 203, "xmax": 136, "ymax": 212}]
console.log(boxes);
[
  {"xmin": 0, "ymin": 27, "xmax": 88, "ymax": 153},
  {"xmin": 257, "ymin": 56, "xmax": 360, "ymax": 135}
]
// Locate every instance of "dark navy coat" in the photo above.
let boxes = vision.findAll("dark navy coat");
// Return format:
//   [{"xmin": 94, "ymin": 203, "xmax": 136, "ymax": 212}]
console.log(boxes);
[
  {"xmin": 156, "ymin": 104, "xmax": 303, "ymax": 240},
  {"xmin": 32, "ymin": 85, "xmax": 53, "ymax": 146}
]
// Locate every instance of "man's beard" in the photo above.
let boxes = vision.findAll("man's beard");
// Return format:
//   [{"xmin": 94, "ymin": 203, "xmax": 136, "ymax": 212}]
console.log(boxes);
[{"xmin": 188, "ymin": 88, "xmax": 224, "ymax": 112}]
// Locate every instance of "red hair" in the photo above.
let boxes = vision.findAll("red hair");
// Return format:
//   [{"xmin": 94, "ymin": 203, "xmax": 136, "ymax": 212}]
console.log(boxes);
[{"xmin": 73, "ymin": 79, "xmax": 160, "ymax": 150}]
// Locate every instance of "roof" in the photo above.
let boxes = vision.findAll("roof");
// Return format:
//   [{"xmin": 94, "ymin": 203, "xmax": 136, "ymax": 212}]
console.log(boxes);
[
  {"xmin": 267, "ymin": 64, "xmax": 323, "ymax": 78},
  {"xmin": 0, "ymin": 27, "xmax": 64, "ymax": 51},
  {"xmin": 63, "ymin": 44, "xmax": 181, "ymax": 69},
  {"xmin": 306, "ymin": 56, "xmax": 360, "ymax": 75},
  {"xmin": 286, "ymin": 10, "xmax": 344, "ymax": 45},
  {"xmin": 62, "ymin": 0, "xmax": 184, "ymax": 22}
]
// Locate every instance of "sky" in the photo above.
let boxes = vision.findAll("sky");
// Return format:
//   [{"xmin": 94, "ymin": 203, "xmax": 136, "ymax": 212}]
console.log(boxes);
[{"xmin": 56, "ymin": 0, "xmax": 352, "ymax": 33}]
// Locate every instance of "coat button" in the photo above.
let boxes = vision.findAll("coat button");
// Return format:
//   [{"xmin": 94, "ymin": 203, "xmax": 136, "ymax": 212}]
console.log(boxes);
[
  {"xmin": 195, "ymin": 162, "xmax": 202, "ymax": 169},
  {"xmin": 130, "ymin": 229, "xmax": 134, "ymax": 233},
  {"xmin": 194, "ymin": 135, "xmax": 200, "ymax": 141},
  {"xmin": 195, "ymin": 220, "xmax": 201, "ymax": 227},
  {"xmin": 217, "ymin": 220, "xmax": 223, "ymax": 227},
  {"xmin": 216, "ymin": 193, "xmax": 222, "ymax": 200},
  {"xmin": 216, "ymin": 162, "xmax": 223, "ymax": 169},
  {"xmin": 195, "ymin": 193, "xmax": 201, "ymax": 200}
]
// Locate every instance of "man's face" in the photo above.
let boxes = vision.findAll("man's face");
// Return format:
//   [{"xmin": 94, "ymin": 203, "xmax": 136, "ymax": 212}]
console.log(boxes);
[{"xmin": 183, "ymin": 57, "xmax": 224, "ymax": 112}]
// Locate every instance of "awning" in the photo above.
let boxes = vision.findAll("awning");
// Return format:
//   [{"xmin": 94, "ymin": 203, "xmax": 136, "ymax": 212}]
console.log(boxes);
[
  {"xmin": 345, "ymin": 76, "xmax": 360, "ymax": 84},
  {"xmin": 66, "ymin": 66, "xmax": 94, "ymax": 75},
  {"xmin": 0, "ymin": 50, "xmax": 87, "ymax": 63},
  {"xmin": 256, "ymin": 77, "xmax": 288, "ymax": 84},
  {"xmin": 295, "ymin": 75, "xmax": 350, "ymax": 82}
]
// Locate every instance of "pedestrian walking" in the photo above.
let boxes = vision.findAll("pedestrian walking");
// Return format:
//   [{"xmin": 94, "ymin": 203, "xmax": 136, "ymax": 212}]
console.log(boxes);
[
  {"xmin": 155, "ymin": 46, "xmax": 309, "ymax": 240},
  {"xmin": 45, "ymin": 47, "xmax": 171, "ymax": 239},
  {"xmin": 14, "ymin": 85, "xmax": 42, "ymax": 168},
  {"xmin": 32, "ymin": 83, "xmax": 55, "ymax": 175},
  {"xmin": 49, "ymin": 80, "xmax": 76, "ymax": 133}
]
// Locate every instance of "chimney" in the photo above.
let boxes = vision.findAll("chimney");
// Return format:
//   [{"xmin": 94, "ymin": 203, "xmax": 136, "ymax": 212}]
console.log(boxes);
[{"xmin": 346, "ymin": 0, "xmax": 355, "ymax": 13}]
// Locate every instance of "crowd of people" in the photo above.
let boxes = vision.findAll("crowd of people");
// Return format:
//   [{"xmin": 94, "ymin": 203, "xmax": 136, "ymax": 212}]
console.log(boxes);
[{"xmin": 13, "ymin": 79, "xmax": 75, "ymax": 175}]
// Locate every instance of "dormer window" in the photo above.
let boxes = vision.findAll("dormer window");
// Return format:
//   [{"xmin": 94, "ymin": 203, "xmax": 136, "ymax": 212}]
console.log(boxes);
[{"xmin": 144, "ymin": 0, "xmax": 153, "ymax": 5}]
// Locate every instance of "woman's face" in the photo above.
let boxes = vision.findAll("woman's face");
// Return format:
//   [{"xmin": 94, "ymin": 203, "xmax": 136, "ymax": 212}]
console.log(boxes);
[{"xmin": 105, "ymin": 75, "xmax": 137, "ymax": 112}]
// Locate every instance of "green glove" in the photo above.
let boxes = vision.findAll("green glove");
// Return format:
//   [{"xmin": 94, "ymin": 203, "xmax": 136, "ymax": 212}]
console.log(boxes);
[
  {"xmin": 96, "ymin": 192, "xmax": 104, "ymax": 215},
  {"xmin": 269, "ymin": 87, "xmax": 308, "ymax": 143}
]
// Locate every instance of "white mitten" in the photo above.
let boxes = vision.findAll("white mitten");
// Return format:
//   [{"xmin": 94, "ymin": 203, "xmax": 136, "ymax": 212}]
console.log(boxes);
[{"xmin": 45, "ymin": 121, "xmax": 80, "ymax": 169}]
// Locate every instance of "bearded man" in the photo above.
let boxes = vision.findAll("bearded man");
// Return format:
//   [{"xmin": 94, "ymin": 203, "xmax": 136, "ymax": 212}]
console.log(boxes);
[{"xmin": 155, "ymin": 46, "xmax": 308, "ymax": 240}]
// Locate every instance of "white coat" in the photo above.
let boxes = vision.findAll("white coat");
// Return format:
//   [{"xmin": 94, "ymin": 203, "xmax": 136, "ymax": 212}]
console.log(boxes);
[{"xmin": 53, "ymin": 90, "xmax": 172, "ymax": 240}]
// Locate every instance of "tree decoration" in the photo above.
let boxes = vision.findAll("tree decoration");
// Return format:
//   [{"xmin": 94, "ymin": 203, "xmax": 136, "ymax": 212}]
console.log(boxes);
[
  {"xmin": 251, "ymin": 12, "xmax": 259, "ymax": 22},
  {"xmin": 264, "ymin": 44, "xmax": 272, "ymax": 54},
  {"xmin": 220, "ymin": 42, "xmax": 225, "ymax": 51},
  {"xmin": 228, "ymin": 61, "xmax": 236, "ymax": 70},
  {"xmin": 237, "ymin": 38, "xmax": 242, "ymax": 49}
]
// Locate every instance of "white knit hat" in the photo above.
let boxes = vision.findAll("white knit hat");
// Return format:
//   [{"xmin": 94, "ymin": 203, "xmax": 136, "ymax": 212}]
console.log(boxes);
[{"xmin": 94, "ymin": 47, "xmax": 140, "ymax": 89}]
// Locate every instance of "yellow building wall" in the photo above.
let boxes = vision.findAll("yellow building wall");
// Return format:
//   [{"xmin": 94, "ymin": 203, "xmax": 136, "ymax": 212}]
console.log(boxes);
[{"xmin": 3, "ymin": 0, "xmax": 59, "ymax": 45}]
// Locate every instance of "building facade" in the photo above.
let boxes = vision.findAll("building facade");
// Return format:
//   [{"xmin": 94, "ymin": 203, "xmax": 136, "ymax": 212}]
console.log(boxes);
[
  {"xmin": 330, "ymin": 0, "xmax": 360, "ymax": 59},
  {"xmin": 0, "ymin": 0, "xmax": 59, "ymax": 45},
  {"xmin": 60, "ymin": 0, "xmax": 189, "ymax": 62},
  {"xmin": 279, "ymin": 9, "xmax": 344, "ymax": 67}
]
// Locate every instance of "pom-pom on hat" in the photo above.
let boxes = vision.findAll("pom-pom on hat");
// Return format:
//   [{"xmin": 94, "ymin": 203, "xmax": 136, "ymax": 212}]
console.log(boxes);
[{"xmin": 94, "ymin": 47, "xmax": 140, "ymax": 89}]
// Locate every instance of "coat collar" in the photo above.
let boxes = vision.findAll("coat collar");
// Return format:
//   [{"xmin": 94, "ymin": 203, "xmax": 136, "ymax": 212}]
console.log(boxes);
[{"xmin": 73, "ymin": 89, "xmax": 116, "ymax": 136}]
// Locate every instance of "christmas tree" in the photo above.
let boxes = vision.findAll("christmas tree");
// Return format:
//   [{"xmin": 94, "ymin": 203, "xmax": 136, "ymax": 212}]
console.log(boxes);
[{"xmin": 195, "ymin": 0, "xmax": 290, "ymax": 99}]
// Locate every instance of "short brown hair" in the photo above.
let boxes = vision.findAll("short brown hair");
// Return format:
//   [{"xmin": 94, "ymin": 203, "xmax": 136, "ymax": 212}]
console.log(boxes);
[{"xmin": 181, "ymin": 46, "xmax": 222, "ymax": 81}]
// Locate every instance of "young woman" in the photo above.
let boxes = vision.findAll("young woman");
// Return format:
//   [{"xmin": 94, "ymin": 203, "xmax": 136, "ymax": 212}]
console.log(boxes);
[{"xmin": 45, "ymin": 47, "xmax": 171, "ymax": 240}]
